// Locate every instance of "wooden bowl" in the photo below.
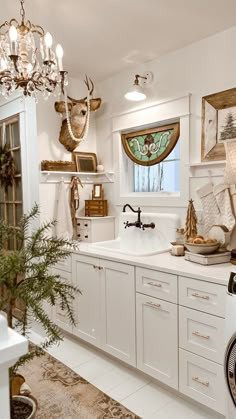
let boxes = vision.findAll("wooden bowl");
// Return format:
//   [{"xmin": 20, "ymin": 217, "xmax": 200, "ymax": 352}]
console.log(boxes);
[{"xmin": 184, "ymin": 241, "xmax": 220, "ymax": 255}]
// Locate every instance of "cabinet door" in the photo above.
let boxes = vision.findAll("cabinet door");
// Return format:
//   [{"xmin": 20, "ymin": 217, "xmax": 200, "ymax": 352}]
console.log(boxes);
[
  {"xmin": 72, "ymin": 254, "xmax": 102, "ymax": 348},
  {"xmin": 136, "ymin": 293, "xmax": 178, "ymax": 389},
  {"xmin": 101, "ymin": 259, "xmax": 136, "ymax": 366},
  {"xmin": 52, "ymin": 268, "xmax": 73, "ymax": 334}
]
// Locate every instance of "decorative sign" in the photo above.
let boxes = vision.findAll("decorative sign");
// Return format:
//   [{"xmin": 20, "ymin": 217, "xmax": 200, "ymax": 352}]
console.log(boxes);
[
  {"xmin": 121, "ymin": 123, "xmax": 180, "ymax": 166},
  {"xmin": 201, "ymin": 87, "xmax": 236, "ymax": 161}
]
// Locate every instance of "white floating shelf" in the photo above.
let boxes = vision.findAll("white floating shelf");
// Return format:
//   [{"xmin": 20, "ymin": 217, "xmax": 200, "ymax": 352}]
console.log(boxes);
[
  {"xmin": 189, "ymin": 161, "xmax": 225, "ymax": 167},
  {"xmin": 40, "ymin": 170, "xmax": 115, "ymax": 184}
]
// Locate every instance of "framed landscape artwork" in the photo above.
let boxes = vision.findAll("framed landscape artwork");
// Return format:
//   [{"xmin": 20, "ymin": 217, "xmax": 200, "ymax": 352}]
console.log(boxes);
[{"xmin": 201, "ymin": 87, "xmax": 236, "ymax": 161}]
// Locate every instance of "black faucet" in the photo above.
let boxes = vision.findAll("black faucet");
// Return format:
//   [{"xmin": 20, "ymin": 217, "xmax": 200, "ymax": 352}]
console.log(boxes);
[
  {"xmin": 123, "ymin": 204, "xmax": 142, "ymax": 228},
  {"xmin": 122, "ymin": 204, "xmax": 155, "ymax": 230},
  {"xmin": 142, "ymin": 222, "xmax": 155, "ymax": 230}
]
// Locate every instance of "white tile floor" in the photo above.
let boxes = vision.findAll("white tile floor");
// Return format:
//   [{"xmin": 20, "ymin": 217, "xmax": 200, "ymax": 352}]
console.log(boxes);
[{"xmin": 30, "ymin": 331, "xmax": 225, "ymax": 419}]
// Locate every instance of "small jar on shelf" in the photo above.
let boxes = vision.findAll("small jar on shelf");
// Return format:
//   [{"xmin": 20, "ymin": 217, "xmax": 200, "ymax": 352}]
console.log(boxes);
[{"xmin": 176, "ymin": 227, "xmax": 185, "ymax": 245}]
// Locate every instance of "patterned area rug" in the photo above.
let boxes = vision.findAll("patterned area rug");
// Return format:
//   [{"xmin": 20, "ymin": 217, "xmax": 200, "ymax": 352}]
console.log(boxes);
[{"xmin": 19, "ymin": 352, "xmax": 141, "ymax": 419}]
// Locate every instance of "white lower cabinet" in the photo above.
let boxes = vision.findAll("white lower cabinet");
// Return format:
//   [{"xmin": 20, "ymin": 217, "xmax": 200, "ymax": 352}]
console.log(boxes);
[
  {"xmin": 72, "ymin": 254, "xmax": 102, "ymax": 347},
  {"xmin": 179, "ymin": 349, "xmax": 225, "ymax": 415},
  {"xmin": 136, "ymin": 293, "xmax": 178, "ymax": 389},
  {"xmin": 101, "ymin": 259, "xmax": 136, "ymax": 366},
  {"xmin": 52, "ymin": 268, "xmax": 73, "ymax": 334},
  {"xmin": 72, "ymin": 254, "xmax": 136, "ymax": 366},
  {"xmin": 53, "ymin": 252, "xmax": 227, "ymax": 415}
]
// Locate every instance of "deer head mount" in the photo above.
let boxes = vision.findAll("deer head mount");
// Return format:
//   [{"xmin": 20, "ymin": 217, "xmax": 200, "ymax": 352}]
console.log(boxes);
[{"xmin": 55, "ymin": 76, "xmax": 102, "ymax": 152}]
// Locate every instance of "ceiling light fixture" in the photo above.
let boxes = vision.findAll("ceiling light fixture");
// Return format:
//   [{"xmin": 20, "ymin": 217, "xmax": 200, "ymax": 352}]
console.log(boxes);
[
  {"xmin": 0, "ymin": 0, "xmax": 67, "ymax": 98},
  {"xmin": 124, "ymin": 72, "xmax": 153, "ymax": 102}
]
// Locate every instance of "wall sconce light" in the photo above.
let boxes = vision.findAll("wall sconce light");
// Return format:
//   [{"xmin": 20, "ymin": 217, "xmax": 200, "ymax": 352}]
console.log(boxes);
[{"xmin": 124, "ymin": 72, "xmax": 153, "ymax": 102}]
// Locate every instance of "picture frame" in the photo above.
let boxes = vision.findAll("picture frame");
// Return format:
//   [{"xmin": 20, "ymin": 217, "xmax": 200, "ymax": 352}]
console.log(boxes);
[
  {"xmin": 72, "ymin": 152, "xmax": 97, "ymax": 172},
  {"xmin": 92, "ymin": 184, "xmax": 103, "ymax": 200},
  {"xmin": 201, "ymin": 87, "xmax": 236, "ymax": 161}
]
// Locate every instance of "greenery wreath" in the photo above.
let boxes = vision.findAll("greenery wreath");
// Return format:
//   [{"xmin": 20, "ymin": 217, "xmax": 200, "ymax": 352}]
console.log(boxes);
[{"xmin": 0, "ymin": 144, "xmax": 15, "ymax": 190}]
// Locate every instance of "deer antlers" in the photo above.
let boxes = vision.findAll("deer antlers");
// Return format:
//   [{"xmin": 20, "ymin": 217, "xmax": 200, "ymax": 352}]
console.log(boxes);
[{"xmin": 67, "ymin": 75, "xmax": 94, "ymax": 103}]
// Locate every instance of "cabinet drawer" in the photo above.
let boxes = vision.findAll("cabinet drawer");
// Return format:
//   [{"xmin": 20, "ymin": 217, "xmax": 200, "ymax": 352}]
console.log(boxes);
[
  {"xmin": 82, "ymin": 220, "xmax": 91, "ymax": 230},
  {"xmin": 179, "ymin": 276, "xmax": 226, "ymax": 317},
  {"xmin": 179, "ymin": 306, "xmax": 225, "ymax": 364},
  {"xmin": 179, "ymin": 349, "xmax": 225, "ymax": 415},
  {"xmin": 136, "ymin": 267, "xmax": 177, "ymax": 303},
  {"xmin": 82, "ymin": 232, "xmax": 90, "ymax": 242},
  {"xmin": 53, "ymin": 255, "xmax": 72, "ymax": 273},
  {"xmin": 77, "ymin": 220, "xmax": 91, "ymax": 230}
]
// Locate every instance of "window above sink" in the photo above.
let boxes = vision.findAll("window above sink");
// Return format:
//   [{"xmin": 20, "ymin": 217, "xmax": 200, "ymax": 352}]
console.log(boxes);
[{"xmin": 112, "ymin": 95, "xmax": 190, "ymax": 208}]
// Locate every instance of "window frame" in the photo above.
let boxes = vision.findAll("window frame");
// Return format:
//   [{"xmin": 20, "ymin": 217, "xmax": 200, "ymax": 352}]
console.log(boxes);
[{"xmin": 112, "ymin": 95, "xmax": 190, "ymax": 208}]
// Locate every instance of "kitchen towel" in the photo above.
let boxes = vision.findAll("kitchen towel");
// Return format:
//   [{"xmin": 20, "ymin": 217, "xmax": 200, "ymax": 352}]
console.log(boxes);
[{"xmin": 55, "ymin": 180, "xmax": 73, "ymax": 240}]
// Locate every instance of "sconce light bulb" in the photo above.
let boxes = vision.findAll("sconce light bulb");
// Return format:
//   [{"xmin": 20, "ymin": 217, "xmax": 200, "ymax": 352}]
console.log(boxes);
[
  {"xmin": 56, "ymin": 44, "xmax": 63, "ymax": 59},
  {"xmin": 9, "ymin": 25, "xmax": 18, "ymax": 42},
  {"xmin": 44, "ymin": 32, "xmax": 53, "ymax": 48}
]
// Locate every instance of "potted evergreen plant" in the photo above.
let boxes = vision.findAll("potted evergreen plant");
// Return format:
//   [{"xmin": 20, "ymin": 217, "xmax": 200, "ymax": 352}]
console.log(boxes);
[{"xmin": 0, "ymin": 204, "xmax": 80, "ymax": 419}]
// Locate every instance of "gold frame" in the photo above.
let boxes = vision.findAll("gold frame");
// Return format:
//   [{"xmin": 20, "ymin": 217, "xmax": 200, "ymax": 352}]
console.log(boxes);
[
  {"xmin": 72, "ymin": 152, "xmax": 97, "ymax": 172},
  {"xmin": 92, "ymin": 184, "xmax": 103, "ymax": 200},
  {"xmin": 121, "ymin": 123, "xmax": 180, "ymax": 166},
  {"xmin": 201, "ymin": 87, "xmax": 236, "ymax": 162}
]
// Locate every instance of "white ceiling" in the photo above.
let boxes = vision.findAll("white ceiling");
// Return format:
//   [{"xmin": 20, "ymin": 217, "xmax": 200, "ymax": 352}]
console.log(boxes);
[{"xmin": 2, "ymin": 0, "xmax": 236, "ymax": 82}]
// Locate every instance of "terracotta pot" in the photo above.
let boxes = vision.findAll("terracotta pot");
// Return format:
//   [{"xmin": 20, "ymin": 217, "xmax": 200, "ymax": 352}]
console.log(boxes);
[{"xmin": 12, "ymin": 395, "xmax": 37, "ymax": 419}]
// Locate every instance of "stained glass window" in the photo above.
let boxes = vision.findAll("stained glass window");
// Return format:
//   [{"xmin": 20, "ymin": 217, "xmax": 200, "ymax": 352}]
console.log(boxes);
[{"xmin": 121, "ymin": 123, "xmax": 180, "ymax": 166}]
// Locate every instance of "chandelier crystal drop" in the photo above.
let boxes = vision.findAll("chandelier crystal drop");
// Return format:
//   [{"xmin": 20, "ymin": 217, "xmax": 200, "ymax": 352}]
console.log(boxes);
[{"xmin": 0, "ymin": 0, "xmax": 67, "ymax": 98}]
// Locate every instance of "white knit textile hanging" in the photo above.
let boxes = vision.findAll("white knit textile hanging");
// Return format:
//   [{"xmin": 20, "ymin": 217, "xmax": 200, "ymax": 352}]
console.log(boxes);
[
  {"xmin": 197, "ymin": 182, "xmax": 221, "ymax": 235},
  {"xmin": 213, "ymin": 183, "xmax": 235, "ymax": 232},
  {"xmin": 55, "ymin": 180, "xmax": 73, "ymax": 240}
]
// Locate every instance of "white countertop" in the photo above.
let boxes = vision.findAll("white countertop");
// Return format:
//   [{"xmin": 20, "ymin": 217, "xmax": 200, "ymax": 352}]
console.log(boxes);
[{"xmin": 76, "ymin": 243, "xmax": 234, "ymax": 286}]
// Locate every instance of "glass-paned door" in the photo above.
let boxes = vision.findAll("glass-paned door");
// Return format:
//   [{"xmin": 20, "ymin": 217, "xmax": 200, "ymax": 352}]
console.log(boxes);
[{"xmin": 0, "ymin": 115, "xmax": 22, "ymax": 250}]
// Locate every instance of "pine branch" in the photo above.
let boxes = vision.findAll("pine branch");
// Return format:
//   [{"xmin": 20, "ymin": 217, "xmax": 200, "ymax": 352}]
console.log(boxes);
[{"xmin": 0, "ymin": 203, "xmax": 80, "ymax": 377}]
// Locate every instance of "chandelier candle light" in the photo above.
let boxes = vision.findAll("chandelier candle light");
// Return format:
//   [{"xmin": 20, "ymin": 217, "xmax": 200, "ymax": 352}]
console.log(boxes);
[{"xmin": 0, "ymin": 0, "xmax": 67, "ymax": 98}]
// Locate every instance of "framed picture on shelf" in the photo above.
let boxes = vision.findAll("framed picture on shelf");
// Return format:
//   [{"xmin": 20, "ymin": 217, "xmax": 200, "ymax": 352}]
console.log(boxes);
[
  {"xmin": 72, "ymin": 152, "xmax": 97, "ymax": 172},
  {"xmin": 92, "ymin": 184, "xmax": 103, "ymax": 200},
  {"xmin": 201, "ymin": 87, "xmax": 236, "ymax": 161}
]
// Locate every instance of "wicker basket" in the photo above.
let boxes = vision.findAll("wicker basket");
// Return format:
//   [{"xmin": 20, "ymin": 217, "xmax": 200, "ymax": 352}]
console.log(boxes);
[{"xmin": 41, "ymin": 160, "xmax": 76, "ymax": 172}]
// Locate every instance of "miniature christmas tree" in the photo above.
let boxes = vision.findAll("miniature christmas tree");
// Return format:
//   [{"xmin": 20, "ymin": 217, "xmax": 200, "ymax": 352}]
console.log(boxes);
[
  {"xmin": 220, "ymin": 112, "xmax": 236, "ymax": 141},
  {"xmin": 185, "ymin": 199, "xmax": 198, "ymax": 240}
]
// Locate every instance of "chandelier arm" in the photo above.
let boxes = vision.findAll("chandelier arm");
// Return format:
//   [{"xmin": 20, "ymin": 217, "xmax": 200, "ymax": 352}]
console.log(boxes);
[
  {"xmin": 0, "ymin": 21, "xmax": 11, "ymax": 31},
  {"xmin": 31, "ymin": 25, "xmax": 45, "ymax": 36},
  {"xmin": 9, "ymin": 19, "xmax": 19, "ymax": 26}
]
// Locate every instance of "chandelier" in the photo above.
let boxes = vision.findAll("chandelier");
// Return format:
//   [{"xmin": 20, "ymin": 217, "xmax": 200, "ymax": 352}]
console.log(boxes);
[{"xmin": 0, "ymin": 0, "xmax": 67, "ymax": 98}]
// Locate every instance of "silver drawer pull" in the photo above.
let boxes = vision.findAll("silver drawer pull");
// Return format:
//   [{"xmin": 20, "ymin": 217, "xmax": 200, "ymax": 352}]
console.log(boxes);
[
  {"xmin": 145, "ymin": 301, "xmax": 161, "ymax": 309},
  {"xmin": 147, "ymin": 281, "xmax": 162, "ymax": 288},
  {"xmin": 98, "ymin": 266, "xmax": 104, "ymax": 270},
  {"xmin": 192, "ymin": 376, "xmax": 209, "ymax": 387},
  {"xmin": 93, "ymin": 265, "xmax": 98, "ymax": 269},
  {"xmin": 192, "ymin": 292, "xmax": 209, "ymax": 300},
  {"xmin": 192, "ymin": 331, "xmax": 210, "ymax": 340}
]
